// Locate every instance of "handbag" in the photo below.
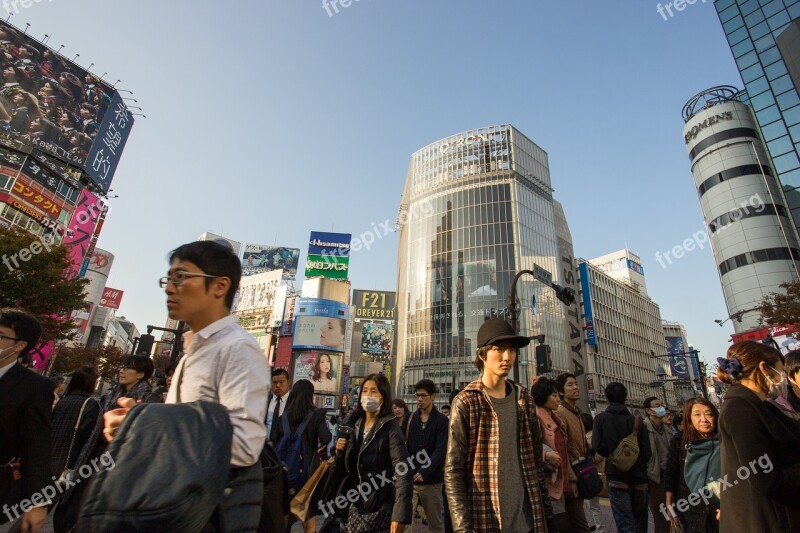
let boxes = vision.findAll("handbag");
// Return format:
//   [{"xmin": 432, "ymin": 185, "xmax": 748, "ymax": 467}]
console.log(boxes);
[
  {"xmin": 571, "ymin": 457, "xmax": 604, "ymax": 499},
  {"xmin": 57, "ymin": 397, "xmax": 92, "ymax": 487},
  {"xmin": 290, "ymin": 457, "xmax": 332, "ymax": 522},
  {"xmin": 345, "ymin": 503, "xmax": 391, "ymax": 533}
]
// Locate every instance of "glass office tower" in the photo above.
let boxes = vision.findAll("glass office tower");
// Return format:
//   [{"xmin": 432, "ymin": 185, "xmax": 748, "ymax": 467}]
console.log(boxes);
[
  {"xmin": 715, "ymin": 0, "xmax": 800, "ymax": 237},
  {"xmin": 393, "ymin": 125, "xmax": 575, "ymax": 404}
]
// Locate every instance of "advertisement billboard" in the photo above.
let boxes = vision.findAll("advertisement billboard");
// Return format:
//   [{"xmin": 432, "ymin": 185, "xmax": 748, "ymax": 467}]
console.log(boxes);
[
  {"xmin": 308, "ymin": 231, "xmax": 351, "ymax": 257},
  {"xmin": 292, "ymin": 298, "xmax": 348, "ymax": 352},
  {"xmin": 0, "ymin": 21, "xmax": 133, "ymax": 191},
  {"xmin": 305, "ymin": 254, "xmax": 349, "ymax": 279},
  {"xmin": 292, "ymin": 350, "xmax": 343, "ymax": 394},
  {"xmin": 361, "ymin": 321, "xmax": 393, "ymax": 356},
  {"xmin": 87, "ymin": 248, "xmax": 113, "ymax": 277},
  {"xmin": 10, "ymin": 175, "xmax": 65, "ymax": 221},
  {"xmin": 99, "ymin": 287, "xmax": 123, "ymax": 310},
  {"xmin": 233, "ymin": 270, "xmax": 283, "ymax": 313},
  {"xmin": 63, "ymin": 189, "xmax": 103, "ymax": 279},
  {"xmin": 352, "ymin": 290, "xmax": 396, "ymax": 319},
  {"xmin": 242, "ymin": 244, "xmax": 300, "ymax": 278},
  {"xmin": 665, "ymin": 336, "xmax": 690, "ymax": 380},
  {"xmin": 578, "ymin": 263, "xmax": 596, "ymax": 345}
]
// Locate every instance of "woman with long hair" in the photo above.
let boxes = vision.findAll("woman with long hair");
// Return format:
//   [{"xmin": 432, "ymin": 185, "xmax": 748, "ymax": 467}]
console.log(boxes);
[
  {"xmin": 311, "ymin": 352, "xmax": 337, "ymax": 392},
  {"xmin": 334, "ymin": 373, "xmax": 411, "ymax": 532},
  {"xmin": 663, "ymin": 398, "xmax": 720, "ymax": 532},
  {"xmin": 271, "ymin": 379, "xmax": 331, "ymax": 533},
  {"xmin": 717, "ymin": 341, "xmax": 800, "ymax": 532},
  {"xmin": 50, "ymin": 366, "xmax": 100, "ymax": 478}
]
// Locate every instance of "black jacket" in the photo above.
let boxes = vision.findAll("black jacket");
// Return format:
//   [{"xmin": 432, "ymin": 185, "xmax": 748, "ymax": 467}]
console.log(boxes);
[
  {"xmin": 592, "ymin": 403, "xmax": 652, "ymax": 484},
  {"xmin": 662, "ymin": 434, "xmax": 719, "ymax": 532},
  {"xmin": 344, "ymin": 414, "xmax": 412, "ymax": 525},
  {"xmin": 719, "ymin": 384, "xmax": 800, "ymax": 533},
  {"xmin": 51, "ymin": 392, "xmax": 100, "ymax": 476},
  {"xmin": 403, "ymin": 407, "xmax": 448, "ymax": 484},
  {"xmin": 0, "ymin": 363, "xmax": 54, "ymax": 523},
  {"xmin": 271, "ymin": 407, "xmax": 331, "ymax": 472}
]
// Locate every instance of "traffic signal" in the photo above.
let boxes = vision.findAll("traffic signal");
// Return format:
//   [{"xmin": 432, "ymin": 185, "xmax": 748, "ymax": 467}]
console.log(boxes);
[
  {"xmin": 535, "ymin": 344, "xmax": 552, "ymax": 374},
  {"xmin": 551, "ymin": 284, "xmax": 576, "ymax": 306},
  {"xmin": 136, "ymin": 334, "xmax": 155, "ymax": 356}
]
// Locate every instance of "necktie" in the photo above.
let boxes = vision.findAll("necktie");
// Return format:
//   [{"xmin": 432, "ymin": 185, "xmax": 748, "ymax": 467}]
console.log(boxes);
[{"xmin": 271, "ymin": 396, "xmax": 282, "ymax": 436}]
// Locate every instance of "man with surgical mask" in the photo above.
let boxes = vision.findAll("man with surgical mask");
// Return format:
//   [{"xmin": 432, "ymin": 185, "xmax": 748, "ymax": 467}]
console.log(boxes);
[{"xmin": 642, "ymin": 397, "xmax": 671, "ymax": 533}]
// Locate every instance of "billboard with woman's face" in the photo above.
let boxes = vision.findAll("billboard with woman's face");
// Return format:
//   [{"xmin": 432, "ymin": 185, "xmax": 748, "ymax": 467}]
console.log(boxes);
[
  {"xmin": 292, "ymin": 351, "xmax": 342, "ymax": 394},
  {"xmin": 292, "ymin": 298, "xmax": 348, "ymax": 352}
]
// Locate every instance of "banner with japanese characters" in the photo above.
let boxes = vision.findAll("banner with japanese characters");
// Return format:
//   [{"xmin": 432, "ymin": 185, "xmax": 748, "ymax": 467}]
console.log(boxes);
[{"xmin": 86, "ymin": 92, "xmax": 134, "ymax": 194}]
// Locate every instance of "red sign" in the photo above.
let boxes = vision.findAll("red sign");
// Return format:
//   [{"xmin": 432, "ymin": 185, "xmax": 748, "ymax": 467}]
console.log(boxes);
[
  {"xmin": 99, "ymin": 287, "xmax": 124, "ymax": 310},
  {"xmin": 731, "ymin": 324, "xmax": 797, "ymax": 343}
]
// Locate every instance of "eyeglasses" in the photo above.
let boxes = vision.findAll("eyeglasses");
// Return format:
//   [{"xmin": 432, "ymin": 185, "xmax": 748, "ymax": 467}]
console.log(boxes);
[
  {"xmin": 0, "ymin": 334, "xmax": 19, "ymax": 342},
  {"xmin": 159, "ymin": 272, "xmax": 219, "ymax": 288}
]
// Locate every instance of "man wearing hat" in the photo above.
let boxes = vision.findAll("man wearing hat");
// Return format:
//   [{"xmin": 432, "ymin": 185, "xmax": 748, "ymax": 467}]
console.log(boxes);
[{"xmin": 444, "ymin": 318, "xmax": 551, "ymax": 532}]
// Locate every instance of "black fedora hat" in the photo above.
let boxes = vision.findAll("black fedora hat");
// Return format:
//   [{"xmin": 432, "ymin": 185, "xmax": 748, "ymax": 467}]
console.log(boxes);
[{"xmin": 477, "ymin": 318, "xmax": 530, "ymax": 349}]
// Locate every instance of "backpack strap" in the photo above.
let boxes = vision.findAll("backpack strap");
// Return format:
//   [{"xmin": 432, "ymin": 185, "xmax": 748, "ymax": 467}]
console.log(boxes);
[
  {"xmin": 632, "ymin": 415, "xmax": 640, "ymax": 436},
  {"xmin": 404, "ymin": 411, "xmax": 413, "ymax": 442},
  {"xmin": 290, "ymin": 408, "xmax": 316, "ymax": 438}
]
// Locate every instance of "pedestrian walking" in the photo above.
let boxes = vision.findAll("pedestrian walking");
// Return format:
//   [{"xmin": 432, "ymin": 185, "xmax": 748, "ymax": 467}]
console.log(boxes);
[
  {"xmin": 266, "ymin": 368, "xmax": 292, "ymax": 444},
  {"xmin": 445, "ymin": 318, "xmax": 550, "ymax": 532},
  {"xmin": 403, "ymin": 379, "xmax": 448, "ymax": 533},
  {"xmin": 768, "ymin": 349, "xmax": 800, "ymax": 419},
  {"xmin": 642, "ymin": 396, "xmax": 671, "ymax": 533},
  {"xmin": 104, "ymin": 240, "xmax": 270, "ymax": 532},
  {"xmin": 50, "ymin": 366, "xmax": 100, "ymax": 481},
  {"xmin": 592, "ymin": 382, "xmax": 651, "ymax": 533},
  {"xmin": 717, "ymin": 341, "xmax": 800, "ymax": 532}
]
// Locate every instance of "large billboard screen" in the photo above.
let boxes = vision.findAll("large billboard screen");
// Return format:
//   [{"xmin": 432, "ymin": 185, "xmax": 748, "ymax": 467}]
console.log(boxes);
[
  {"xmin": 0, "ymin": 21, "xmax": 132, "ymax": 193},
  {"xmin": 292, "ymin": 297, "xmax": 348, "ymax": 352},
  {"xmin": 361, "ymin": 321, "xmax": 393, "ymax": 356},
  {"xmin": 233, "ymin": 270, "xmax": 283, "ymax": 313},
  {"xmin": 292, "ymin": 350, "xmax": 342, "ymax": 394},
  {"xmin": 242, "ymin": 244, "xmax": 300, "ymax": 278},
  {"xmin": 352, "ymin": 290, "xmax": 396, "ymax": 319}
]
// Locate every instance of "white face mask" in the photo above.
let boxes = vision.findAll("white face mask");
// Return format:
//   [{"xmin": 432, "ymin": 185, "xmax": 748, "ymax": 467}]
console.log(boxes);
[
  {"xmin": 360, "ymin": 395, "xmax": 381, "ymax": 413},
  {"xmin": 0, "ymin": 343, "xmax": 19, "ymax": 363},
  {"xmin": 651, "ymin": 406, "xmax": 667, "ymax": 418},
  {"xmin": 765, "ymin": 367, "xmax": 788, "ymax": 399}
]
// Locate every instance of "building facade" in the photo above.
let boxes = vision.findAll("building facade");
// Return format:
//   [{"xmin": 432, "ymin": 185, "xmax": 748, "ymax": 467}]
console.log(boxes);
[
  {"xmin": 661, "ymin": 321, "xmax": 702, "ymax": 404},
  {"xmin": 715, "ymin": 0, "xmax": 800, "ymax": 235},
  {"xmin": 682, "ymin": 87, "xmax": 800, "ymax": 332},
  {"xmin": 589, "ymin": 249, "xmax": 648, "ymax": 296},
  {"xmin": 394, "ymin": 125, "xmax": 576, "ymax": 404},
  {"xmin": 577, "ymin": 258, "xmax": 677, "ymax": 413}
]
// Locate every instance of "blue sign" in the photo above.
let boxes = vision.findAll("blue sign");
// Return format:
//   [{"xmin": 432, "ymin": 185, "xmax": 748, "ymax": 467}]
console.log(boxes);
[
  {"xmin": 578, "ymin": 263, "xmax": 596, "ymax": 345},
  {"xmin": 292, "ymin": 298, "xmax": 349, "ymax": 352},
  {"xmin": 86, "ymin": 92, "xmax": 134, "ymax": 194},
  {"xmin": 665, "ymin": 336, "xmax": 690, "ymax": 380},
  {"xmin": 627, "ymin": 258, "xmax": 644, "ymax": 276},
  {"xmin": 308, "ymin": 231, "xmax": 351, "ymax": 257}
]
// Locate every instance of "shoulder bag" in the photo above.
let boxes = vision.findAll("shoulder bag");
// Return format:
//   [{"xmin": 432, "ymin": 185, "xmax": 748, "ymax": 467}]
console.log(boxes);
[{"xmin": 57, "ymin": 397, "xmax": 93, "ymax": 487}]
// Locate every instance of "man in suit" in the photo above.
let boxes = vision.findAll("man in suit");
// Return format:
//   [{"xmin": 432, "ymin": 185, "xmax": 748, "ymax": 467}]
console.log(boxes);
[
  {"xmin": 0, "ymin": 309, "xmax": 53, "ymax": 533},
  {"xmin": 265, "ymin": 368, "xmax": 291, "ymax": 443}
]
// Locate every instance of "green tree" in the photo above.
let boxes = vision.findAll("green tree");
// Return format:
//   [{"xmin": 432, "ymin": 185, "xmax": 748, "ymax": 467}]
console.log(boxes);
[
  {"xmin": 50, "ymin": 344, "xmax": 128, "ymax": 382},
  {"xmin": 759, "ymin": 278, "xmax": 800, "ymax": 330},
  {"xmin": 0, "ymin": 227, "xmax": 89, "ymax": 343}
]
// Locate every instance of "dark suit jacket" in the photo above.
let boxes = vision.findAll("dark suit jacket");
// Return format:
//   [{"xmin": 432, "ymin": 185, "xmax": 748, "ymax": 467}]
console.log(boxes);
[{"xmin": 0, "ymin": 363, "xmax": 54, "ymax": 520}]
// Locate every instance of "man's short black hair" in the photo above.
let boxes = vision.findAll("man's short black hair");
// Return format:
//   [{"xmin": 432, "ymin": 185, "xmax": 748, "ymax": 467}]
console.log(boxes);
[
  {"xmin": 785, "ymin": 350, "xmax": 800, "ymax": 380},
  {"xmin": 168, "ymin": 241, "xmax": 241, "ymax": 309},
  {"xmin": 530, "ymin": 377, "xmax": 558, "ymax": 407},
  {"xmin": 272, "ymin": 368, "xmax": 290, "ymax": 380},
  {"xmin": 643, "ymin": 396, "xmax": 660, "ymax": 409},
  {"xmin": 415, "ymin": 378, "xmax": 436, "ymax": 396},
  {"xmin": 555, "ymin": 372, "xmax": 577, "ymax": 394},
  {"xmin": 605, "ymin": 382, "xmax": 628, "ymax": 404},
  {"xmin": 0, "ymin": 308, "xmax": 41, "ymax": 357}
]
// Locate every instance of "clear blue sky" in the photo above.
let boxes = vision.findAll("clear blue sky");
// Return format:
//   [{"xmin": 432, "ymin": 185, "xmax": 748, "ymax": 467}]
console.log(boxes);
[{"xmin": 18, "ymin": 0, "xmax": 744, "ymax": 367}]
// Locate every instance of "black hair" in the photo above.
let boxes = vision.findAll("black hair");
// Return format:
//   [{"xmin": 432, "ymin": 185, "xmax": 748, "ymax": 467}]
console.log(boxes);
[
  {"xmin": 272, "ymin": 368, "xmax": 290, "ymax": 380},
  {"xmin": 605, "ymin": 382, "xmax": 628, "ymax": 404},
  {"xmin": 785, "ymin": 349, "xmax": 800, "ymax": 380},
  {"xmin": 530, "ymin": 377, "xmax": 558, "ymax": 407},
  {"xmin": 284, "ymin": 379, "xmax": 315, "ymax": 429},
  {"xmin": 0, "ymin": 308, "xmax": 41, "ymax": 357},
  {"xmin": 555, "ymin": 372, "xmax": 577, "ymax": 394},
  {"xmin": 643, "ymin": 396, "xmax": 660, "ymax": 409},
  {"xmin": 168, "ymin": 241, "xmax": 241, "ymax": 309},
  {"xmin": 579, "ymin": 412, "xmax": 594, "ymax": 433},
  {"xmin": 474, "ymin": 346, "xmax": 489, "ymax": 372},
  {"xmin": 65, "ymin": 366, "xmax": 98, "ymax": 396},
  {"xmin": 312, "ymin": 353, "xmax": 334, "ymax": 381},
  {"xmin": 122, "ymin": 355, "xmax": 154, "ymax": 382},
  {"xmin": 441, "ymin": 404, "xmax": 450, "ymax": 411},
  {"xmin": 350, "ymin": 373, "xmax": 393, "ymax": 422},
  {"xmin": 414, "ymin": 378, "xmax": 437, "ymax": 396},
  {"xmin": 391, "ymin": 398, "xmax": 409, "ymax": 414}
]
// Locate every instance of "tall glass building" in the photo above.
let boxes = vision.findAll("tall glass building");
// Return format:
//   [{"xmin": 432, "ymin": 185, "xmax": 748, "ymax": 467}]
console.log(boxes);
[
  {"xmin": 715, "ymin": 0, "xmax": 800, "ymax": 236},
  {"xmin": 394, "ymin": 125, "xmax": 578, "ymax": 404}
]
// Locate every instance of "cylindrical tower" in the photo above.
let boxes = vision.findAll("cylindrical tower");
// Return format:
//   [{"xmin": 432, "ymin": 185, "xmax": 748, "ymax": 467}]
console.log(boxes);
[{"xmin": 682, "ymin": 86, "xmax": 800, "ymax": 333}]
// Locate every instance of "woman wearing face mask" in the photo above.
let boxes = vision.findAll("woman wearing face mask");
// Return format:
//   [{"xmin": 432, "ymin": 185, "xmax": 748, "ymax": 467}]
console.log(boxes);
[
  {"xmin": 334, "ymin": 373, "xmax": 411, "ymax": 532},
  {"xmin": 768, "ymin": 349, "xmax": 800, "ymax": 420},
  {"xmin": 717, "ymin": 341, "xmax": 800, "ymax": 532}
]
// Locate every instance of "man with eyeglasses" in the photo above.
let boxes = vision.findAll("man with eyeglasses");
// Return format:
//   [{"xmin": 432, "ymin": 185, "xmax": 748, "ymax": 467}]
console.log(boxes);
[
  {"xmin": 104, "ymin": 240, "xmax": 269, "ymax": 531},
  {"xmin": 0, "ymin": 309, "xmax": 53, "ymax": 533},
  {"xmin": 445, "ymin": 318, "xmax": 551, "ymax": 532},
  {"xmin": 403, "ymin": 379, "xmax": 448, "ymax": 533}
]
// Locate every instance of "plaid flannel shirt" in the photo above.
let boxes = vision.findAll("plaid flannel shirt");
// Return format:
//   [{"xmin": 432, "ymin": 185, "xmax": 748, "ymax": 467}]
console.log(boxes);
[{"xmin": 445, "ymin": 378, "xmax": 551, "ymax": 532}]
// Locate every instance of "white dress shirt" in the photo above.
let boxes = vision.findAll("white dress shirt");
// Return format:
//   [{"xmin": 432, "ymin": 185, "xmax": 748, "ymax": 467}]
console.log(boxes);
[{"xmin": 166, "ymin": 315, "xmax": 269, "ymax": 467}]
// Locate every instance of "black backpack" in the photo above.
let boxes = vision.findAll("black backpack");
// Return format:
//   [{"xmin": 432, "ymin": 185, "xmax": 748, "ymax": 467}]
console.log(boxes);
[
  {"xmin": 76, "ymin": 402, "xmax": 232, "ymax": 532},
  {"xmin": 275, "ymin": 409, "xmax": 316, "ymax": 496}
]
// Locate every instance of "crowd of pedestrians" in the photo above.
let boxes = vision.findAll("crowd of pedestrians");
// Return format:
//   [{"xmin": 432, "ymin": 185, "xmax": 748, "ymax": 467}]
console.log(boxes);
[{"xmin": 2, "ymin": 240, "xmax": 800, "ymax": 532}]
